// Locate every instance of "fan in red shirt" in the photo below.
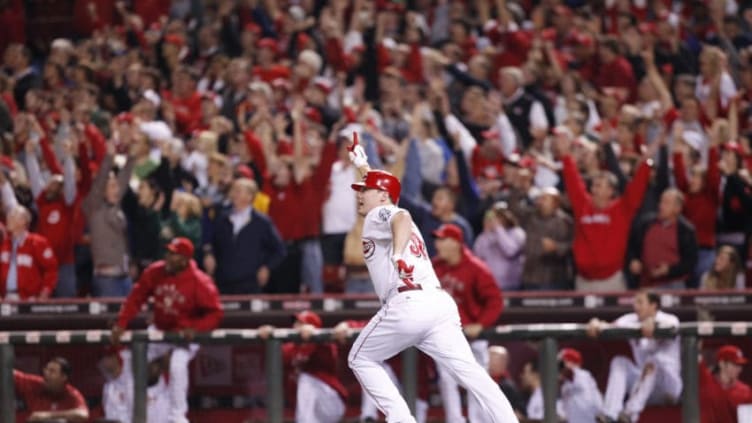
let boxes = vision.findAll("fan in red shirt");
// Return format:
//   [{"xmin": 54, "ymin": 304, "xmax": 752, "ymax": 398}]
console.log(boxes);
[
  {"xmin": 162, "ymin": 67, "xmax": 203, "ymax": 136},
  {"xmin": 13, "ymin": 357, "xmax": 89, "ymax": 422},
  {"xmin": 700, "ymin": 345, "xmax": 752, "ymax": 423},
  {"xmin": 431, "ymin": 223, "xmax": 504, "ymax": 423},
  {"xmin": 112, "ymin": 237, "xmax": 223, "ymax": 423},
  {"xmin": 0, "ymin": 205, "xmax": 58, "ymax": 300},
  {"xmin": 259, "ymin": 310, "xmax": 348, "ymax": 423},
  {"xmin": 594, "ymin": 37, "xmax": 637, "ymax": 102}
]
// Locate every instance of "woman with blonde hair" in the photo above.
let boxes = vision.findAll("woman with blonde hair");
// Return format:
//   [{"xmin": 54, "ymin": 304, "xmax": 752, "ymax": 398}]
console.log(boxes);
[
  {"xmin": 701, "ymin": 245, "xmax": 745, "ymax": 290},
  {"xmin": 161, "ymin": 191, "xmax": 202, "ymax": 259}
]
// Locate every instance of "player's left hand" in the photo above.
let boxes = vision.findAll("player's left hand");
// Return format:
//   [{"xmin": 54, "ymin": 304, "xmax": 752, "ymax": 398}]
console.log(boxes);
[{"xmin": 463, "ymin": 323, "xmax": 484, "ymax": 339}]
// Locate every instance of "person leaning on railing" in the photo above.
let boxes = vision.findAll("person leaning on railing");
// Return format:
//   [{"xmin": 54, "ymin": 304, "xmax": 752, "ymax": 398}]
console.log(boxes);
[{"xmin": 13, "ymin": 356, "xmax": 89, "ymax": 422}]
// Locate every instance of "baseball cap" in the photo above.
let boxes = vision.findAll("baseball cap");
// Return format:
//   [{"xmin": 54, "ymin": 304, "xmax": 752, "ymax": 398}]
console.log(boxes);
[
  {"xmin": 295, "ymin": 310, "xmax": 322, "ymax": 328},
  {"xmin": 716, "ymin": 345, "xmax": 747, "ymax": 365},
  {"xmin": 432, "ymin": 224, "xmax": 464, "ymax": 243},
  {"xmin": 558, "ymin": 348, "xmax": 583, "ymax": 366},
  {"xmin": 166, "ymin": 237, "xmax": 195, "ymax": 258}
]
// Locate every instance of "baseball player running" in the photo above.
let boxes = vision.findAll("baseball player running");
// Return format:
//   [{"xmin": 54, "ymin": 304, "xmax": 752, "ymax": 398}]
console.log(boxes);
[
  {"xmin": 588, "ymin": 290, "xmax": 681, "ymax": 423},
  {"xmin": 346, "ymin": 135, "xmax": 518, "ymax": 423}
]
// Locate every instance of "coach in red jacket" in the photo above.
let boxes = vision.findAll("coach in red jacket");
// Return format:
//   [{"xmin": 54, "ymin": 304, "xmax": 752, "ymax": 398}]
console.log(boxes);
[
  {"xmin": 432, "ymin": 223, "xmax": 504, "ymax": 423},
  {"xmin": 0, "ymin": 205, "xmax": 58, "ymax": 300},
  {"xmin": 112, "ymin": 237, "xmax": 223, "ymax": 423}
]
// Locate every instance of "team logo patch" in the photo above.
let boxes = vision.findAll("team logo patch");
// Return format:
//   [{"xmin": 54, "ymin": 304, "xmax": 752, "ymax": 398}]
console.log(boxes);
[
  {"xmin": 378, "ymin": 208, "xmax": 391, "ymax": 222},
  {"xmin": 362, "ymin": 239, "xmax": 375, "ymax": 260},
  {"xmin": 42, "ymin": 248, "xmax": 53, "ymax": 259},
  {"xmin": 47, "ymin": 210, "xmax": 60, "ymax": 225}
]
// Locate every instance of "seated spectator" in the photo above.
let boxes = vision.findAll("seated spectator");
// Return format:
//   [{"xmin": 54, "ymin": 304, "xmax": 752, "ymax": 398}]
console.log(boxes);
[
  {"xmin": 259, "ymin": 311, "xmax": 347, "ymax": 423},
  {"xmin": 13, "ymin": 357, "xmax": 89, "ymax": 422},
  {"xmin": 626, "ymin": 188, "xmax": 698, "ymax": 289},
  {"xmin": 473, "ymin": 202, "xmax": 526, "ymax": 291},
  {"xmin": 0, "ymin": 205, "xmax": 58, "ymax": 300},
  {"xmin": 588, "ymin": 291, "xmax": 681, "ymax": 422},
  {"xmin": 700, "ymin": 344, "xmax": 752, "ymax": 423},
  {"xmin": 488, "ymin": 346, "xmax": 526, "ymax": 419},
  {"xmin": 517, "ymin": 187, "xmax": 573, "ymax": 290},
  {"xmin": 701, "ymin": 245, "xmax": 745, "ymax": 290}
]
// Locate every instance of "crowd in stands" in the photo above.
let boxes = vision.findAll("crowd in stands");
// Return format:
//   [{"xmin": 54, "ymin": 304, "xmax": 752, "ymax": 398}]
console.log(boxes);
[{"xmin": 0, "ymin": 0, "xmax": 752, "ymax": 300}]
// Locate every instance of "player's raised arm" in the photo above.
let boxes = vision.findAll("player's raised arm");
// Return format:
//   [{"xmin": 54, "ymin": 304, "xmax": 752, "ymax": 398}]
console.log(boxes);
[{"xmin": 347, "ymin": 132, "xmax": 371, "ymax": 178}]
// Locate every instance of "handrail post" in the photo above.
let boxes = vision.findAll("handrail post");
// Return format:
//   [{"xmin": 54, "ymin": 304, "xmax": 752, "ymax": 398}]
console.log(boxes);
[
  {"xmin": 540, "ymin": 337, "xmax": 558, "ymax": 423},
  {"xmin": 681, "ymin": 336, "xmax": 700, "ymax": 423},
  {"xmin": 266, "ymin": 338, "xmax": 284, "ymax": 423},
  {"xmin": 402, "ymin": 347, "xmax": 418, "ymax": 415},
  {"xmin": 0, "ymin": 344, "xmax": 15, "ymax": 423},
  {"xmin": 132, "ymin": 340, "xmax": 148, "ymax": 423}
]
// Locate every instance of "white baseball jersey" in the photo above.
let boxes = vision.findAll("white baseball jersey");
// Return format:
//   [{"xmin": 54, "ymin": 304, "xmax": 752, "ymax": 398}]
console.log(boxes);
[
  {"xmin": 560, "ymin": 367, "xmax": 603, "ymax": 422},
  {"xmin": 527, "ymin": 386, "xmax": 544, "ymax": 420},
  {"xmin": 102, "ymin": 350, "xmax": 171, "ymax": 423},
  {"xmin": 613, "ymin": 311, "xmax": 680, "ymax": 375},
  {"xmin": 362, "ymin": 205, "xmax": 441, "ymax": 302}
]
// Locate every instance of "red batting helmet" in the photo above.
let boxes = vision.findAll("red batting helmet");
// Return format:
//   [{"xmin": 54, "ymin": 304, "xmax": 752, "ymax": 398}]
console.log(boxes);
[
  {"xmin": 295, "ymin": 311, "xmax": 322, "ymax": 328},
  {"xmin": 351, "ymin": 170, "xmax": 401, "ymax": 204}
]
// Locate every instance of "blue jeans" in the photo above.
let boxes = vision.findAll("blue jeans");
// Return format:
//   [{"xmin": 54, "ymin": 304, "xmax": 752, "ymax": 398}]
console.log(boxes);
[
  {"xmin": 54, "ymin": 263, "xmax": 77, "ymax": 297},
  {"xmin": 345, "ymin": 277, "xmax": 375, "ymax": 294},
  {"xmin": 691, "ymin": 248, "xmax": 716, "ymax": 289},
  {"xmin": 300, "ymin": 239, "xmax": 323, "ymax": 294},
  {"xmin": 92, "ymin": 275, "xmax": 133, "ymax": 297}
]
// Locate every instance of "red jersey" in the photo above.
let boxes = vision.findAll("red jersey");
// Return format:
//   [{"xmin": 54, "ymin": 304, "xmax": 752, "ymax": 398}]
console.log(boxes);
[
  {"xmin": 432, "ymin": 248, "xmax": 503, "ymax": 327},
  {"xmin": 162, "ymin": 91, "xmax": 203, "ymax": 136},
  {"xmin": 13, "ymin": 370, "xmax": 87, "ymax": 413},
  {"xmin": 282, "ymin": 342, "xmax": 348, "ymax": 401},
  {"xmin": 699, "ymin": 361, "xmax": 752, "ymax": 423},
  {"xmin": 117, "ymin": 261, "xmax": 223, "ymax": 331},
  {"xmin": 562, "ymin": 155, "xmax": 651, "ymax": 279},
  {"xmin": 35, "ymin": 195, "xmax": 75, "ymax": 264},
  {"xmin": 0, "ymin": 233, "xmax": 58, "ymax": 299},
  {"xmin": 594, "ymin": 57, "xmax": 637, "ymax": 101}
]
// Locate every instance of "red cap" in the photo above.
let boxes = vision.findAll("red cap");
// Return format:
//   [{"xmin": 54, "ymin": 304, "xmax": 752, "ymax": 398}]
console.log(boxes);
[
  {"xmin": 558, "ymin": 348, "xmax": 583, "ymax": 366},
  {"xmin": 166, "ymin": 237, "xmax": 195, "ymax": 258},
  {"xmin": 518, "ymin": 155, "xmax": 537, "ymax": 170},
  {"xmin": 432, "ymin": 223, "xmax": 465, "ymax": 244},
  {"xmin": 295, "ymin": 310, "xmax": 322, "ymax": 328},
  {"xmin": 312, "ymin": 77, "xmax": 333, "ymax": 94},
  {"xmin": 716, "ymin": 345, "xmax": 747, "ymax": 365},
  {"xmin": 236, "ymin": 164, "xmax": 255, "ymax": 180},
  {"xmin": 722, "ymin": 141, "xmax": 744, "ymax": 154},
  {"xmin": 0, "ymin": 156, "xmax": 15, "ymax": 170},
  {"xmin": 164, "ymin": 34, "xmax": 185, "ymax": 47},
  {"xmin": 244, "ymin": 22, "xmax": 262, "ymax": 34},
  {"xmin": 304, "ymin": 107, "xmax": 323, "ymax": 124},
  {"xmin": 257, "ymin": 37, "xmax": 279, "ymax": 52},
  {"xmin": 351, "ymin": 170, "xmax": 402, "ymax": 204},
  {"xmin": 116, "ymin": 112, "xmax": 134, "ymax": 124}
]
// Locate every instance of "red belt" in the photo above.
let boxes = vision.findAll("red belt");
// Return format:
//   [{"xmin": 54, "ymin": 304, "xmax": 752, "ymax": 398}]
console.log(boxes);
[{"xmin": 398, "ymin": 284, "xmax": 422, "ymax": 293}]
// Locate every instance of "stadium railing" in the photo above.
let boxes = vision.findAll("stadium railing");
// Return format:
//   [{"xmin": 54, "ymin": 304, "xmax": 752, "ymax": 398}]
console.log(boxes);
[{"xmin": 0, "ymin": 322, "xmax": 747, "ymax": 423}]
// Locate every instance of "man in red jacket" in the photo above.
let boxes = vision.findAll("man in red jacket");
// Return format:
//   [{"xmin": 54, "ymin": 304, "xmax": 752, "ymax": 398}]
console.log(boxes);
[
  {"xmin": 432, "ymin": 223, "xmax": 504, "ymax": 423},
  {"xmin": 0, "ymin": 205, "xmax": 58, "ymax": 300},
  {"xmin": 558, "ymin": 136, "xmax": 652, "ymax": 292},
  {"xmin": 700, "ymin": 344, "xmax": 752, "ymax": 423},
  {"xmin": 259, "ymin": 310, "xmax": 347, "ymax": 423},
  {"xmin": 112, "ymin": 237, "xmax": 223, "ymax": 423},
  {"xmin": 13, "ymin": 356, "xmax": 89, "ymax": 422}
]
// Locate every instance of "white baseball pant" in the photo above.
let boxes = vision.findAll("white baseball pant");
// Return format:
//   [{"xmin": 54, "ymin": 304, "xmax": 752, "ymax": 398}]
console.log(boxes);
[
  {"xmin": 437, "ymin": 339, "xmax": 490, "ymax": 422},
  {"xmin": 148, "ymin": 342, "xmax": 199, "ymax": 423},
  {"xmin": 602, "ymin": 356, "xmax": 682, "ymax": 421},
  {"xmin": 348, "ymin": 289, "xmax": 518, "ymax": 423},
  {"xmin": 361, "ymin": 362, "xmax": 428, "ymax": 423},
  {"xmin": 296, "ymin": 372, "xmax": 345, "ymax": 423}
]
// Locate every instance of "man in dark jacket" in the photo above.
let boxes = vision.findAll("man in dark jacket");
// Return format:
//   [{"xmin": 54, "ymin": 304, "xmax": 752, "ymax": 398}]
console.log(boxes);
[
  {"xmin": 626, "ymin": 188, "xmax": 698, "ymax": 289},
  {"xmin": 203, "ymin": 177, "xmax": 286, "ymax": 294}
]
